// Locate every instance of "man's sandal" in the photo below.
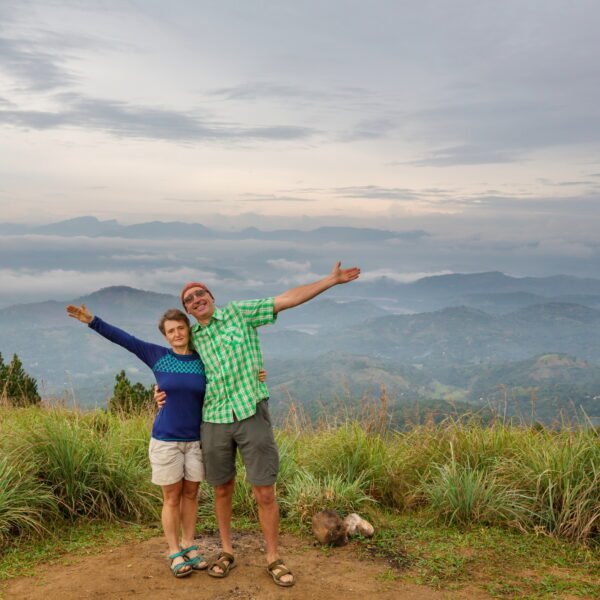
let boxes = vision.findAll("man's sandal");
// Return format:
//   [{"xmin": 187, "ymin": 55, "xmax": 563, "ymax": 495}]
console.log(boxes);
[
  {"xmin": 168, "ymin": 549, "xmax": 193, "ymax": 578},
  {"xmin": 181, "ymin": 544, "xmax": 208, "ymax": 571},
  {"xmin": 207, "ymin": 551, "xmax": 236, "ymax": 578},
  {"xmin": 267, "ymin": 559, "xmax": 295, "ymax": 587}
]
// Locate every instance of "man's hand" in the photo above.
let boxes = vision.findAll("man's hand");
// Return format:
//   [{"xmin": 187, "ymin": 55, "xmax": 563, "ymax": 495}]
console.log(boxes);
[
  {"xmin": 258, "ymin": 369, "xmax": 267, "ymax": 383},
  {"xmin": 154, "ymin": 385, "xmax": 167, "ymax": 408},
  {"xmin": 66, "ymin": 304, "xmax": 93, "ymax": 324},
  {"xmin": 331, "ymin": 261, "xmax": 360, "ymax": 285}
]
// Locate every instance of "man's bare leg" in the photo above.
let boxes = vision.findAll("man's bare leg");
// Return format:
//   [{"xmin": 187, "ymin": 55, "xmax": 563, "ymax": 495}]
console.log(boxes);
[
  {"xmin": 253, "ymin": 484, "xmax": 294, "ymax": 585},
  {"xmin": 211, "ymin": 478, "xmax": 235, "ymax": 574}
]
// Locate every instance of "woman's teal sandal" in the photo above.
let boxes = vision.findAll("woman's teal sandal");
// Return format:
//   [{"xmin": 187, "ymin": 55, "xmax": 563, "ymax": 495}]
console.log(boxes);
[
  {"xmin": 181, "ymin": 544, "xmax": 208, "ymax": 571},
  {"xmin": 168, "ymin": 549, "xmax": 193, "ymax": 578}
]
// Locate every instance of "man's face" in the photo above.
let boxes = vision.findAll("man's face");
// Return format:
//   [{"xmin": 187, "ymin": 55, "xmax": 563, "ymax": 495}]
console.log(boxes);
[{"xmin": 183, "ymin": 286, "xmax": 215, "ymax": 322}]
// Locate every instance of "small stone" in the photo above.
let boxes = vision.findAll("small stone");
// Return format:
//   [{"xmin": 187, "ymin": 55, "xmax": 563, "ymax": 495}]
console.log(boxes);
[{"xmin": 344, "ymin": 512, "xmax": 375, "ymax": 537}]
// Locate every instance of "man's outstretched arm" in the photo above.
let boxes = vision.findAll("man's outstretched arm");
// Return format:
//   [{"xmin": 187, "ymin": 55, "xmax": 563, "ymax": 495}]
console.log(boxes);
[{"xmin": 273, "ymin": 261, "xmax": 360, "ymax": 314}]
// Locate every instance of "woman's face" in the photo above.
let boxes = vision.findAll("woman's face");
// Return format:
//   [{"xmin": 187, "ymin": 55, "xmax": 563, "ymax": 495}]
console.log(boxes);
[{"xmin": 162, "ymin": 319, "xmax": 190, "ymax": 350}]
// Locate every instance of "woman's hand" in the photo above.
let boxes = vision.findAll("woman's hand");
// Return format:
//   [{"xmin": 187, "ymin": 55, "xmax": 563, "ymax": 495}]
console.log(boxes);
[
  {"xmin": 258, "ymin": 369, "xmax": 267, "ymax": 383},
  {"xmin": 66, "ymin": 304, "xmax": 93, "ymax": 324}
]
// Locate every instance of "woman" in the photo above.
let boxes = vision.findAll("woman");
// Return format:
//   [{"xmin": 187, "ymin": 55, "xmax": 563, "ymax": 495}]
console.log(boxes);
[{"xmin": 66, "ymin": 304, "xmax": 265, "ymax": 577}]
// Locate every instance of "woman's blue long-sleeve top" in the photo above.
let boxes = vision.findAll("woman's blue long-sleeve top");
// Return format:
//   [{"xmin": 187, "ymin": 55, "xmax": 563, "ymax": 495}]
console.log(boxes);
[{"xmin": 89, "ymin": 316, "xmax": 205, "ymax": 441}]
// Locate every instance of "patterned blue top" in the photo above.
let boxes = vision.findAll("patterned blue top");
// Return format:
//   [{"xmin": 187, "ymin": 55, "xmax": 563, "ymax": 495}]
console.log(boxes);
[{"xmin": 89, "ymin": 317, "xmax": 205, "ymax": 441}]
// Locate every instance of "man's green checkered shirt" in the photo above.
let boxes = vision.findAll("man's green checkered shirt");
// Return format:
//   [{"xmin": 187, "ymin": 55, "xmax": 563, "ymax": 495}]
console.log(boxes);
[{"xmin": 190, "ymin": 297, "xmax": 277, "ymax": 423}]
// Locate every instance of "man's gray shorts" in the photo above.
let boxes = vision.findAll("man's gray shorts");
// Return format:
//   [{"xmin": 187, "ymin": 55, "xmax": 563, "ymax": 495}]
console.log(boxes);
[{"xmin": 200, "ymin": 400, "xmax": 279, "ymax": 487}]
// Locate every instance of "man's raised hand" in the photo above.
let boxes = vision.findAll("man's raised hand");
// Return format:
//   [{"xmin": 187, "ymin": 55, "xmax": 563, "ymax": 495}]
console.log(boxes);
[
  {"xmin": 331, "ymin": 261, "xmax": 360, "ymax": 284},
  {"xmin": 155, "ymin": 385, "xmax": 167, "ymax": 408},
  {"xmin": 66, "ymin": 304, "xmax": 93, "ymax": 324}
]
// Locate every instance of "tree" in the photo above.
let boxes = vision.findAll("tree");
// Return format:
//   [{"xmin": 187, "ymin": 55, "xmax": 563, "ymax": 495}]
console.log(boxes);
[
  {"xmin": 0, "ymin": 353, "xmax": 41, "ymax": 407},
  {"xmin": 109, "ymin": 370, "xmax": 154, "ymax": 414}
]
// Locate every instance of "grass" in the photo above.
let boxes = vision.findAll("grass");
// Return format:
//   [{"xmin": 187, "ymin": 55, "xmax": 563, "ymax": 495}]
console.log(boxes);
[
  {"xmin": 420, "ymin": 458, "xmax": 532, "ymax": 527},
  {"xmin": 362, "ymin": 511, "xmax": 600, "ymax": 597},
  {"xmin": 0, "ymin": 458, "xmax": 57, "ymax": 544},
  {"xmin": 0, "ymin": 402, "xmax": 598, "ymax": 597}
]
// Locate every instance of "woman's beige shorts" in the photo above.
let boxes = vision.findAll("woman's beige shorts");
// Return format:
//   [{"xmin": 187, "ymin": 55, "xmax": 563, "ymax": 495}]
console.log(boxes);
[{"xmin": 148, "ymin": 438, "xmax": 205, "ymax": 486}]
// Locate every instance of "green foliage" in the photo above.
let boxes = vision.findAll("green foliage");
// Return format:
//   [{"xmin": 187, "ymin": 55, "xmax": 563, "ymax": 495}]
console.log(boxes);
[
  {"xmin": 0, "ymin": 353, "xmax": 41, "ymax": 407},
  {"xmin": 109, "ymin": 370, "xmax": 154, "ymax": 414},
  {"xmin": 420, "ymin": 458, "xmax": 530, "ymax": 526},
  {"xmin": 0, "ymin": 403, "xmax": 599, "ymax": 556},
  {"xmin": 0, "ymin": 405, "xmax": 160, "ymax": 537},
  {"xmin": 506, "ymin": 428, "xmax": 600, "ymax": 542},
  {"xmin": 279, "ymin": 469, "xmax": 374, "ymax": 524},
  {"xmin": 0, "ymin": 457, "xmax": 57, "ymax": 547}
]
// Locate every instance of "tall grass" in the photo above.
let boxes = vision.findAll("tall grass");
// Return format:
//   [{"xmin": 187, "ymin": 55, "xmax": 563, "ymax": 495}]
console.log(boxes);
[
  {"xmin": 1, "ymin": 403, "xmax": 598, "ymax": 549},
  {"xmin": 505, "ymin": 428, "xmax": 600, "ymax": 542},
  {"xmin": 0, "ymin": 457, "xmax": 57, "ymax": 546},
  {"xmin": 420, "ymin": 456, "xmax": 532, "ymax": 527},
  {"xmin": 0, "ymin": 405, "xmax": 160, "ymax": 546},
  {"xmin": 279, "ymin": 469, "xmax": 374, "ymax": 523}
]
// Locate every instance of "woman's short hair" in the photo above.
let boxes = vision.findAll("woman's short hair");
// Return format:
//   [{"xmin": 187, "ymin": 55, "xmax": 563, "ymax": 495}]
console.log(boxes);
[{"xmin": 158, "ymin": 308, "xmax": 191, "ymax": 335}]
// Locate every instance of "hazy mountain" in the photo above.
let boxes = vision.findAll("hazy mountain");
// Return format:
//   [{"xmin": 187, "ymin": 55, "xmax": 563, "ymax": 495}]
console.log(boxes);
[
  {"xmin": 0, "ymin": 216, "xmax": 422, "ymax": 243},
  {"xmin": 0, "ymin": 286, "xmax": 179, "ymax": 330},
  {"xmin": 448, "ymin": 354, "xmax": 600, "ymax": 422},
  {"xmin": 354, "ymin": 272, "xmax": 600, "ymax": 313},
  {"xmin": 2, "ymin": 281, "xmax": 600, "ymax": 423}
]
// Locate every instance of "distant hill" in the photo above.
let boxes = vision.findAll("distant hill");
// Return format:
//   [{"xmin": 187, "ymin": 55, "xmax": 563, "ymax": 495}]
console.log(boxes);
[
  {"xmin": 0, "ymin": 216, "xmax": 424, "ymax": 243},
  {"xmin": 2, "ymin": 284, "xmax": 600, "ymax": 423},
  {"xmin": 0, "ymin": 286, "xmax": 180, "ymax": 330},
  {"xmin": 358, "ymin": 272, "xmax": 600, "ymax": 313},
  {"xmin": 445, "ymin": 354, "xmax": 600, "ymax": 422}
]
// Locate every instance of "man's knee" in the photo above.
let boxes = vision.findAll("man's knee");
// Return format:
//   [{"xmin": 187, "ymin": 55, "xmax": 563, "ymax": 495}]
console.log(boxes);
[
  {"xmin": 214, "ymin": 478, "xmax": 235, "ymax": 500},
  {"xmin": 252, "ymin": 484, "xmax": 276, "ymax": 506}
]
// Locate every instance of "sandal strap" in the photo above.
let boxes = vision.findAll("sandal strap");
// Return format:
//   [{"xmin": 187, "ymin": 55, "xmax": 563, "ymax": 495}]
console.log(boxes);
[
  {"xmin": 180, "ymin": 544, "xmax": 198, "ymax": 554},
  {"xmin": 171, "ymin": 561, "xmax": 190, "ymax": 573},
  {"xmin": 268, "ymin": 559, "xmax": 292, "ymax": 578},
  {"xmin": 168, "ymin": 549, "xmax": 188, "ymax": 560},
  {"xmin": 213, "ymin": 551, "xmax": 234, "ymax": 564}
]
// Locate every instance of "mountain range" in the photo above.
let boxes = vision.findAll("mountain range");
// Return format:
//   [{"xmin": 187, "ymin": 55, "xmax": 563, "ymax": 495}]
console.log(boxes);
[
  {"xmin": 0, "ymin": 216, "xmax": 425, "ymax": 243},
  {"xmin": 2, "ymin": 272, "xmax": 600, "ymax": 424}
]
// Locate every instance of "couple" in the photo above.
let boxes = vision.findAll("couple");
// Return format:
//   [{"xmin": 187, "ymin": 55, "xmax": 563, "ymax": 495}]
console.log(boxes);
[{"xmin": 67, "ymin": 261, "xmax": 360, "ymax": 587}]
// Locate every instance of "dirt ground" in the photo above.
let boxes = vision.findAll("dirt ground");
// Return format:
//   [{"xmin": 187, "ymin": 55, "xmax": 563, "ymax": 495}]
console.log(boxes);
[{"xmin": 2, "ymin": 532, "xmax": 492, "ymax": 600}]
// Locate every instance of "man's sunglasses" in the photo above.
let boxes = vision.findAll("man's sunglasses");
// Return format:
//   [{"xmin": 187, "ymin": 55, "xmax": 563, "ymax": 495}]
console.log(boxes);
[{"xmin": 183, "ymin": 289, "xmax": 209, "ymax": 305}]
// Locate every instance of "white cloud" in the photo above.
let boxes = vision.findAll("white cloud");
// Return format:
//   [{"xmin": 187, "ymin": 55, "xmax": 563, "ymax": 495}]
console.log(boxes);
[
  {"xmin": 0, "ymin": 266, "xmax": 265, "ymax": 304},
  {"xmin": 267, "ymin": 258, "xmax": 312, "ymax": 272}
]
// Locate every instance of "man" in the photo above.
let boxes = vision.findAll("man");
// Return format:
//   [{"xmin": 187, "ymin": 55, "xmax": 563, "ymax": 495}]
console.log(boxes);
[{"xmin": 157, "ymin": 261, "xmax": 360, "ymax": 587}]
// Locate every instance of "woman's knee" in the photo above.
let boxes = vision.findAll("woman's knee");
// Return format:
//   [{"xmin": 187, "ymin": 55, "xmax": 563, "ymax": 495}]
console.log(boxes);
[
  {"xmin": 181, "ymin": 480, "xmax": 200, "ymax": 500},
  {"xmin": 162, "ymin": 481, "xmax": 183, "ymax": 506}
]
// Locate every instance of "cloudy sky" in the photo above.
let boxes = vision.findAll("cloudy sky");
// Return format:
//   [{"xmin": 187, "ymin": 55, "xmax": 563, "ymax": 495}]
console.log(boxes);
[{"xmin": 1, "ymin": 1, "xmax": 600, "ymax": 305}]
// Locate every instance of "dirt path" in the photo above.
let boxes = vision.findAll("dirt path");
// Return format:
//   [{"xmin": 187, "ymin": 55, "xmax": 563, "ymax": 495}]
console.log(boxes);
[{"xmin": 2, "ymin": 532, "xmax": 491, "ymax": 599}]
